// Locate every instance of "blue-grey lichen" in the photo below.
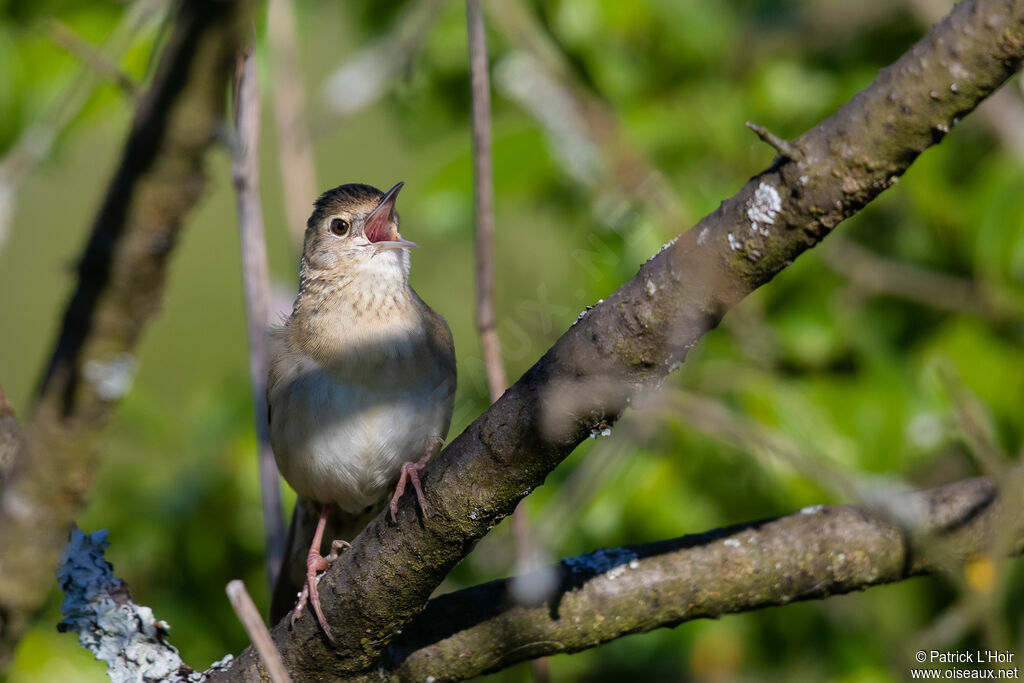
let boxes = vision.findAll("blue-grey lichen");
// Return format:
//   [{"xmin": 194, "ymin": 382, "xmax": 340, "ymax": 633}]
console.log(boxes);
[
  {"xmin": 58, "ymin": 528, "xmax": 234, "ymax": 682},
  {"xmin": 58, "ymin": 528, "xmax": 188, "ymax": 681},
  {"xmin": 563, "ymin": 547, "xmax": 639, "ymax": 580}
]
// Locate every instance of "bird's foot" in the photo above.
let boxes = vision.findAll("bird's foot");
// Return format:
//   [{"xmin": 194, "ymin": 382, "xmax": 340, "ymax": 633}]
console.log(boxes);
[
  {"xmin": 292, "ymin": 539, "xmax": 350, "ymax": 643},
  {"xmin": 389, "ymin": 436, "xmax": 444, "ymax": 521},
  {"xmin": 291, "ymin": 503, "xmax": 350, "ymax": 644}
]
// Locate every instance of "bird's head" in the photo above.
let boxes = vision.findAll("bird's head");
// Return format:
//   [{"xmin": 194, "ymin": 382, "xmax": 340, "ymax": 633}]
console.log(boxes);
[{"xmin": 300, "ymin": 182, "xmax": 417, "ymax": 284}]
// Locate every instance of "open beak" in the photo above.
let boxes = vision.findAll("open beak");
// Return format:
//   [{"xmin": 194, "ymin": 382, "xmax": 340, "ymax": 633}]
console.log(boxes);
[{"xmin": 365, "ymin": 181, "xmax": 419, "ymax": 250}]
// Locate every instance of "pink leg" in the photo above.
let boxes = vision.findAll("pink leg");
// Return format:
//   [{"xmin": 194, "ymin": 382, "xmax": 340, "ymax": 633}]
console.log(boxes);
[
  {"xmin": 291, "ymin": 504, "xmax": 350, "ymax": 643},
  {"xmin": 389, "ymin": 436, "xmax": 444, "ymax": 521}
]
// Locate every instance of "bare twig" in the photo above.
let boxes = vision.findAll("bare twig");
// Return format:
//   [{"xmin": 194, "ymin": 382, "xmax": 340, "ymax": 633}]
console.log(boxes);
[
  {"xmin": 42, "ymin": 18, "xmax": 139, "ymax": 96},
  {"xmin": 466, "ymin": 6, "xmax": 545, "ymax": 677},
  {"xmin": 266, "ymin": 0, "xmax": 318, "ymax": 251},
  {"xmin": 746, "ymin": 121, "xmax": 803, "ymax": 161},
  {"xmin": 936, "ymin": 363, "xmax": 1007, "ymax": 476},
  {"xmin": 466, "ymin": 0, "xmax": 507, "ymax": 405},
  {"xmin": 232, "ymin": 43, "xmax": 285, "ymax": 591},
  {"xmin": 0, "ymin": 0, "xmax": 252, "ymax": 666},
  {"xmin": 226, "ymin": 580, "xmax": 292, "ymax": 683}
]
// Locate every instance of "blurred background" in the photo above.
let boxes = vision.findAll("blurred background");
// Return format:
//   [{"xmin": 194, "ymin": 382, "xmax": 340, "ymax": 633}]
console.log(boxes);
[{"xmin": 2, "ymin": 0, "xmax": 1024, "ymax": 680}]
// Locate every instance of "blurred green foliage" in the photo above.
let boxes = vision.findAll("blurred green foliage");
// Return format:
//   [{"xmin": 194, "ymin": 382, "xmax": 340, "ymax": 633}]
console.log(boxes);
[{"xmin": 1, "ymin": 0, "xmax": 1023, "ymax": 680}]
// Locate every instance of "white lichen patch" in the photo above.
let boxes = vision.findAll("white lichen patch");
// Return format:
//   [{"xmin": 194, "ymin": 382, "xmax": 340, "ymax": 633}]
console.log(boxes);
[
  {"xmin": 949, "ymin": 61, "xmax": 972, "ymax": 82},
  {"xmin": 723, "ymin": 538, "xmax": 741, "ymax": 548},
  {"xmin": 697, "ymin": 226, "xmax": 710, "ymax": 245},
  {"xmin": 469, "ymin": 508, "xmax": 480, "ymax": 520},
  {"xmin": 564, "ymin": 547, "xmax": 640, "ymax": 578},
  {"xmin": 645, "ymin": 279, "xmax": 656, "ymax": 296},
  {"xmin": 746, "ymin": 183, "xmax": 781, "ymax": 238},
  {"xmin": 83, "ymin": 353, "xmax": 136, "ymax": 401},
  {"xmin": 572, "ymin": 299, "xmax": 604, "ymax": 326},
  {"xmin": 727, "ymin": 233, "xmax": 742, "ymax": 251},
  {"xmin": 800, "ymin": 504, "xmax": 825, "ymax": 515},
  {"xmin": 650, "ymin": 235, "xmax": 679, "ymax": 261},
  {"xmin": 589, "ymin": 426, "xmax": 612, "ymax": 439},
  {"xmin": 747, "ymin": 182, "xmax": 781, "ymax": 226}
]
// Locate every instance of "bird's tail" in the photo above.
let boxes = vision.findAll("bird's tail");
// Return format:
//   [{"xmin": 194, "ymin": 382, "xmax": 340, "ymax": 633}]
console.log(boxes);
[{"xmin": 269, "ymin": 497, "xmax": 380, "ymax": 624}]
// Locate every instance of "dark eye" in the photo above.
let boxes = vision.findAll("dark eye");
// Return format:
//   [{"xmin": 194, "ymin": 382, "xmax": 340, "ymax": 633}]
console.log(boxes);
[{"xmin": 329, "ymin": 218, "xmax": 349, "ymax": 236}]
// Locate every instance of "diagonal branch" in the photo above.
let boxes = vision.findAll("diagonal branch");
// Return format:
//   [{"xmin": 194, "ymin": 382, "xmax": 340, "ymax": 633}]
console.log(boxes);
[
  {"xmin": 0, "ymin": 0, "xmax": 252, "ymax": 667},
  {"xmin": 384, "ymin": 476, "xmax": 1020, "ymax": 681},
  {"xmin": 215, "ymin": 0, "xmax": 1024, "ymax": 679}
]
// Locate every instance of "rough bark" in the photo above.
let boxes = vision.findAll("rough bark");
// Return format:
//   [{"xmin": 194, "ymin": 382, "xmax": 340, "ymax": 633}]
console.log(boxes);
[
  {"xmin": 383, "ymin": 477, "xmax": 1018, "ymax": 681},
  {"xmin": 211, "ymin": 0, "xmax": 1024, "ymax": 680},
  {"xmin": 0, "ymin": 0, "xmax": 251, "ymax": 667}
]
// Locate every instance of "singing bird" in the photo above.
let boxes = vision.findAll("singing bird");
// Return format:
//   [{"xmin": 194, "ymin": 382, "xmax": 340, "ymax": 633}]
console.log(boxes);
[{"xmin": 267, "ymin": 182, "xmax": 456, "ymax": 641}]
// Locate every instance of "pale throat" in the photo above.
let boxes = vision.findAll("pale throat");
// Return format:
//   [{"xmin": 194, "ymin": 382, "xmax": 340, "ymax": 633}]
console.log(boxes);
[{"xmin": 290, "ymin": 252, "xmax": 422, "ymax": 364}]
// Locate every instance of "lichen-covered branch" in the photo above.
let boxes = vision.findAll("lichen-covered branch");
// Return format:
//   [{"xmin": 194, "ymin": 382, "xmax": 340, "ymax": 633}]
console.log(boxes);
[
  {"xmin": 383, "ymin": 477, "xmax": 1019, "ymax": 681},
  {"xmin": 217, "ymin": 0, "xmax": 1024, "ymax": 679},
  {"xmin": 0, "ymin": 0, "xmax": 251, "ymax": 666},
  {"xmin": 58, "ymin": 529, "xmax": 194, "ymax": 682},
  {"xmin": 59, "ymin": 528, "xmax": 237, "ymax": 682}
]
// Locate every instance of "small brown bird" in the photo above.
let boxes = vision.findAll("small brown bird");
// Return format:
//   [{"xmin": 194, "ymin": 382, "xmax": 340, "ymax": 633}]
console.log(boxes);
[{"xmin": 267, "ymin": 182, "xmax": 456, "ymax": 641}]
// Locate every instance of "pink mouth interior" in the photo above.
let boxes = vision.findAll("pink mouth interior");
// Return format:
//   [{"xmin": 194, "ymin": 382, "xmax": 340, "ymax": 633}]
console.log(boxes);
[{"xmin": 365, "ymin": 211, "xmax": 393, "ymax": 243}]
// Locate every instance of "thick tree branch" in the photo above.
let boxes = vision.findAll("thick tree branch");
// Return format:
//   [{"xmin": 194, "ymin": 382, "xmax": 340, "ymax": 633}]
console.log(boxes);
[
  {"xmin": 216, "ymin": 1, "xmax": 1024, "ymax": 679},
  {"xmin": 384, "ymin": 476, "xmax": 1019, "ymax": 681},
  {"xmin": 0, "ymin": 0, "xmax": 251, "ymax": 666}
]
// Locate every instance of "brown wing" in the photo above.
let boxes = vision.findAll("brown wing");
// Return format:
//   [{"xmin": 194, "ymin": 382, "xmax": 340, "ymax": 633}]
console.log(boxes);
[{"xmin": 423, "ymin": 304, "xmax": 457, "ymax": 439}]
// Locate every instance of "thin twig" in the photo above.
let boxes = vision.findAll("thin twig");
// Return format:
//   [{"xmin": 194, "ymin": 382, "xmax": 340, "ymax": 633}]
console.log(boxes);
[
  {"xmin": 467, "ymin": 4, "xmax": 545, "ymax": 679},
  {"xmin": 460, "ymin": 2, "xmax": 560, "ymax": 595},
  {"xmin": 42, "ymin": 18, "xmax": 139, "ymax": 96},
  {"xmin": 746, "ymin": 121, "xmax": 803, "ymax": 160},
  {"xmin": 232, "ymin": 43, "xmax": 286, "ymax": 592},
  {"xmin": 226, "ymin": 580, "xmax": 293, "ymax": 683},
  {"xmin": 466, "ymin": 0, "xmax": 507, "ymax": 404},
  {"xmin": 266, "ymin": 0, "xmax": 318, "ymax": 251}
]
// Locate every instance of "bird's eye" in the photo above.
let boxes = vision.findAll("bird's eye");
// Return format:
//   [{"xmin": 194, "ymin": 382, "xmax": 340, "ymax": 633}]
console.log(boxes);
[{"xmin": 329, "ymin": 218, "xmax": 349, "ymax": 236}]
